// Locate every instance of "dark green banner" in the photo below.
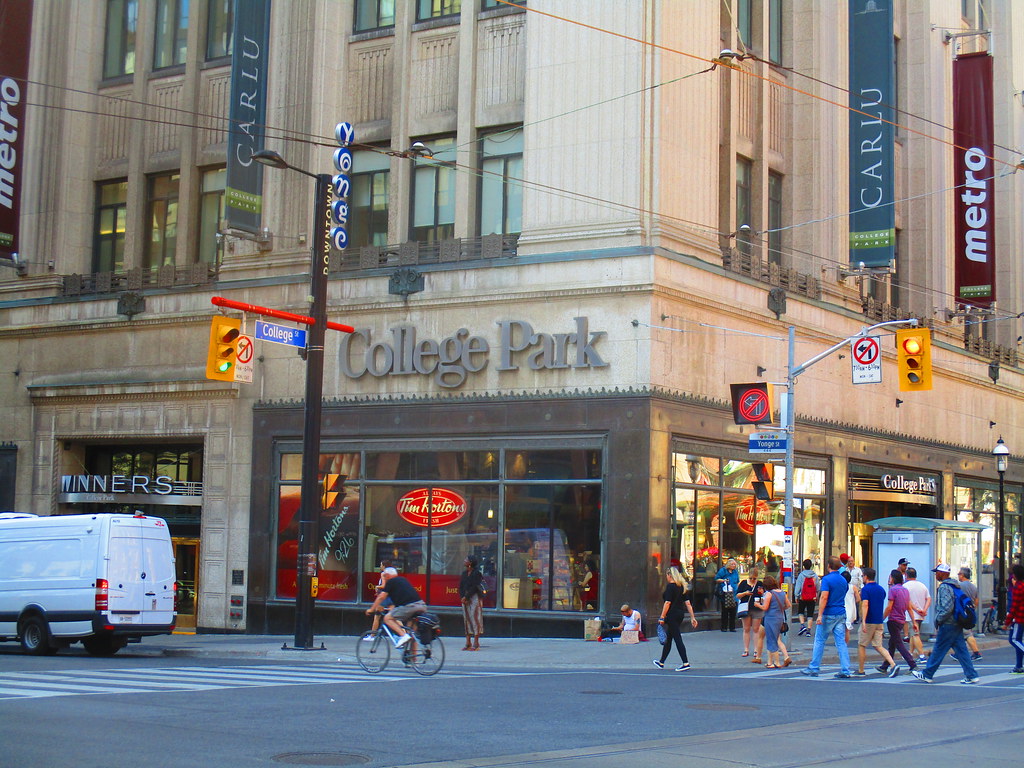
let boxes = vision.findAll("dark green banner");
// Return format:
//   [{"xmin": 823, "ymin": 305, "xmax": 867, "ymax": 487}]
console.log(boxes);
[
  {"xmin": 848, "ymin": 0, "xmax": 895, "ymax": 267},
  {"xmin": 226, "ymin": 0, "xmax": 272, "ymax": 234}
]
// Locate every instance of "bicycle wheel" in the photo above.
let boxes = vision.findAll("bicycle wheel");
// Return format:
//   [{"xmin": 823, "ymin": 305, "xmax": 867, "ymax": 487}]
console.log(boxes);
[
  {"xmin": 356, "ymin": 630, "xmax": 390, "ymax": 673},
  {"xmin": 408, "ymin": 635, "xmax": 445, "ymax": 676}
]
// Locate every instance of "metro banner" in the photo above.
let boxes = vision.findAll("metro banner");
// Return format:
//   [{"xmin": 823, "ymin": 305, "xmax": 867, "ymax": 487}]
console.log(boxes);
[
  {"xmin": 848, "ymin": 0, "xmax": 895, "ymax": 267},
  {"xmin": 0, "ymin": 0, "xmax": 32, "ymax": 259},
  {"xmin": 953, "ymin": 52, "xmax": 995, "ymax": 308}
]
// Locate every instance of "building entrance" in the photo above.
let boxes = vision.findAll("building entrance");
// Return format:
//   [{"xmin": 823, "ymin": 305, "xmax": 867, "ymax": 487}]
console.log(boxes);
[{"xmin": 172, "ymin": 538, "xmax": 199, "ymax": 630}]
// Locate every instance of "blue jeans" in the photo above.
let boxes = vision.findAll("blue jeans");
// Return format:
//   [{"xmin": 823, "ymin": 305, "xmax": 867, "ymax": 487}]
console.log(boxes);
[
  {"xmin": 921, "ymin": 623, "xmax": 978, "ymax": 680},
  {"xmin": 807, "ymin": 613, "xmax": 850, "ymax": 674}
]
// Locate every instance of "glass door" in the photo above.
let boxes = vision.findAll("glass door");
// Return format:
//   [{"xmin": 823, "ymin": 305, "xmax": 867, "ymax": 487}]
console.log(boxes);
[{"xmin": 172, "ymin": 538, "xmax": 199, "ymax": 630}]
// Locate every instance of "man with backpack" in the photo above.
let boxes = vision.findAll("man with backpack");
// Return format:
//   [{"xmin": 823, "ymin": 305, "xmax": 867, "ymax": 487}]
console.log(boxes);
[
  {"xmin": 911, "ymin": 563, "xmax": 980, "ymax": 684},
  {"xmin": 795, "ymin": 560, "xmax": 819, "ymax": 637}
]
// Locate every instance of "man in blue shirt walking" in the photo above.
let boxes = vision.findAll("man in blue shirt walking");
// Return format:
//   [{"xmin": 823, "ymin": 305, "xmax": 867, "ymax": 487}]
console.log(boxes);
[
  {"xmin": 801, "ymin": 555, "xmax": 852, "ymax": 678},
  {"xmin": 855, "ymin": 567, "xmax": 899, "ymax": 677}
]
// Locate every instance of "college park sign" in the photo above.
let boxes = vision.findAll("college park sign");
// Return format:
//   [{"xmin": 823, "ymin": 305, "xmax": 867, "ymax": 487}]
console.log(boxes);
[{"xmin": 338, "ymin": 317, "xmax": 608, "ymax": 389}]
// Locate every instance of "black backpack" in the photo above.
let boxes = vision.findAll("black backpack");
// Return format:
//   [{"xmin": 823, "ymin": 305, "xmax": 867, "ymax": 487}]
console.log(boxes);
[{"xmin": 415, "ymin": 612, "xmax": 441, "ymax": 642}]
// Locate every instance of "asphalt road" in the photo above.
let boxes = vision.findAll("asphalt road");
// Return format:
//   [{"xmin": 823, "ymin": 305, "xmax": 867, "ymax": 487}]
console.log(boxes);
[{"xmin": 1, "ymin": 642, "xmax": 1022, "ymax": 768}]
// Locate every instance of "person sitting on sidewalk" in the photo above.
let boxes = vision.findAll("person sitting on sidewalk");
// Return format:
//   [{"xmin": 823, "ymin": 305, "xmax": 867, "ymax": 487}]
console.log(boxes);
[{"xmin": 602, "ymin": 604, "xmax": 644, "ymax": 640}]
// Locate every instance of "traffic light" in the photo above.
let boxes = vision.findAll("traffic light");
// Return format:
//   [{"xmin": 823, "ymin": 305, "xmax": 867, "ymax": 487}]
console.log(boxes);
[
  {"xmin": 205, "ymin": 316, "xmax": 241, "ymax": 382},
  {"xmin": 895, "ymin": 328, "xmax": 932, "ymax": 392},
  {"xmin": 751, "ymin": 462, "xmax": 774, "ymax": 501}
]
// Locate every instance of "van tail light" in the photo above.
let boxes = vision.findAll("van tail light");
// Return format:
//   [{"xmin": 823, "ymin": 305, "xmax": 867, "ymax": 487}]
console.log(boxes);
[{"xmin": 95, "ymin": 578, "xmax": 109, "ymax": 611}]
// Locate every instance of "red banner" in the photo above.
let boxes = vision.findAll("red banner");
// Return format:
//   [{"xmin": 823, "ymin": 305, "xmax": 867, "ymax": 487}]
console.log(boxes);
[
  {"xmin": 0, "ymin": 0, "xmax": 32, "ymax": 259},
  {"xmin": 953, "ymin": 52, "xmax": 995, "ymax": 308}
]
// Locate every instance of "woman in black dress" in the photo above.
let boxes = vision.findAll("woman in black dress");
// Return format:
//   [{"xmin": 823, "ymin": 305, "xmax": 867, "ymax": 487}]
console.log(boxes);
[{"xmin": 653, "ymin": 566, "xmax": 698, "ymax": 671}]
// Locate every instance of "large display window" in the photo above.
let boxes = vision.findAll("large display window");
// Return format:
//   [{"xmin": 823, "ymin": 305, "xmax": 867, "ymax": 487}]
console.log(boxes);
[
  {"xmin": 272, "ymin": 445, "xmax": 603, "ymax": 612},
  {"xmin": 671, "ymin": 450, "xmax": 826, "ymax": 611}
]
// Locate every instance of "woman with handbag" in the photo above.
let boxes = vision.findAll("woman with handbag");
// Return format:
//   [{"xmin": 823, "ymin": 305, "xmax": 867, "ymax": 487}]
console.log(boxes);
[
  {"xmin": 737, "ymin": 566, "xmax": 765, "ymax": 660},
  {"xmin": 757, "ymin": 575, "xmax": 792, "ymax": 668},
  {"xmin": 715, "ymin": 558, "xmax": 740, "ymax": 632},
  {"xmin": 459, "ymin": 556, "xmax": 485, "ymax": 650},
  {"xmin": 653, "ymin": 566, "xmax": 699, "ymax": 671}
]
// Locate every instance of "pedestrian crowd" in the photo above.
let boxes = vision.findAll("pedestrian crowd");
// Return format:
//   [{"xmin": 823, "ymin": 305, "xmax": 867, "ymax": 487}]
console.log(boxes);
[{"xmin": 646, "ymin": 555, "xmax": 1024, "ymax": 680}]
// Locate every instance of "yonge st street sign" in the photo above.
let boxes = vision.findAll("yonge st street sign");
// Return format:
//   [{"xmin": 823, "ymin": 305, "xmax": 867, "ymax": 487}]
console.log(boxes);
[{"xmin": 338, "ymin": 317, "xmax": 608, "ymax": 389}]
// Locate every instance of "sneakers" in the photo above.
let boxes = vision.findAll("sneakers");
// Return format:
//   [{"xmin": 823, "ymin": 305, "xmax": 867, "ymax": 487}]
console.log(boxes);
[
  {"xmin": 395, "ymin": 632, "xmax": 413, "ymax": 648},
  {"xmin": 888, "ymin": 664, "xmax": 901, "ymax": 678},
  {"xmin": 675, "ymin": 663, "xmax": 691, "ymax": 671},
  {"xmin": 833, "ymin": 672, "xmax": 852, "ymax": 679},
  {"xmin": 652, "ymin": 660, "xmax": 664, "ymax": 669},
  {"xmin": 916, "ymin": 655, "xmax": 928, "ymax": 664},
  {"xmin": 971, "ymin": 652, "xmax": 983, "ymax": 661},
  {"xmin": 875, "ymin": 664, "xmax": 888, "ymax": 674},
  {"xmin": 798, "ymin": 626, "xmax": 810, "ymax": 637},
  {"xmin": 960, "ymin": 677, "xmax": 979, "ymax": 685},
  {"xmin": 851, "ymin": 671, "xmax": 867, "ymax": 677},
  {"xmin": 1010, "ymin": 668, "xmax": 1024, "ymax": 674},
  {"xmin": 911, "ymin": 670, "xmax": 932, "ymax": 683},
  {"xmin": 799, "ymin": 668, "xmax": 819, "ymax": 677}
]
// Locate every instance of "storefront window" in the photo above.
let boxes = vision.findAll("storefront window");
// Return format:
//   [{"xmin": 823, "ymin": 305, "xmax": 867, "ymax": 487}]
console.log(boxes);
[
  {"xmin": 273, "ymin": 446, "xmax": 603, "ymax": 612},
  {"xmin": 672, "ymin": 451, "xmax": 826, "ymax": 610},
  {"xmin": 362, "ymin": 484, "xmax": 499, "ymax": 607},
  {"xmin": 276, "ymin": 453, "xmax": 362, "ymax": 602}
]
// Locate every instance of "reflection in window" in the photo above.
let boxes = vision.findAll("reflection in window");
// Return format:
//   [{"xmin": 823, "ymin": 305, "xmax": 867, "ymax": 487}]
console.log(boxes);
[
  {"xmin": 198, "ymin": 167, "xmax": 226, "ymax": 264},
  {"xmin": 479, "ymin": 128, "xmax": 523, "ymax": 236},
  {"xmin": 355, "ymin": 0, "xmax": 395, "ymax": 32},
  {"xmin": 103, "ymin": 0, "xmax": 138, "ymax": 78},
  {"xmin": 349, "ymin": 150, "xmax": 390, "ymax": 249},
  {"xmin": 206, "ymin": 0, "xmax": 233, "ymax": 59},
  {"xmin": 144, "ymin": 173, "xmax": 180, "ymax": 270},
  {"xmin": 736, "ymin": 156, "xmax": 753, "ymax": 255},
  {"xmin": 768, "ymin": 171, "xmax": 783, "ymax": 264},
  {"xmin": 411, "ymin": 137, "xmax": 456, "ymax": 243},
  {"xmin": 504, "ymin": 449, "xmax": 601, "ymax": 480},
  {"xmin": 417, "ymin": 0, "xmax": 460, "ymax": 22},
  {"xmin": 153, "ymin": 0, "xmax": 189, "ymax": 70},
  {"xmin": 93, "ymin": 180, "xmax": 128, "ymax": 272}
]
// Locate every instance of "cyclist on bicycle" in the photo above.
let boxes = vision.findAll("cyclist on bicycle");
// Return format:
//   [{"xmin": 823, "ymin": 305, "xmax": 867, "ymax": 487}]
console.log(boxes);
[{"xmin": 365, "ymin": 567, "xmax": 426, "ymax": 647}]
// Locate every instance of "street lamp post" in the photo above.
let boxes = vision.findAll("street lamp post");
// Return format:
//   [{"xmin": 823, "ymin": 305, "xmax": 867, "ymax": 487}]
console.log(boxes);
[
  {"xmin": 252, "ymin": 149, "xmax": 332, "ymax": 650},
  {"xmin": 993, "ymin": 436, "xmax": 1010, "ymax": 623}
]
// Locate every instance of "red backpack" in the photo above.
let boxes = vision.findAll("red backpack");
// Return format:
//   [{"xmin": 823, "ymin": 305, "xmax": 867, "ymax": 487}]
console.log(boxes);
[{"xmin": 800, "ymin": 575, "xmax": 817, "ymax": 601}]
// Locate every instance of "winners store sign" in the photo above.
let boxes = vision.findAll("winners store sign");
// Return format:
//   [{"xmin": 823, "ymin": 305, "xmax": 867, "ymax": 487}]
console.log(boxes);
[{"xmin": 339, "ymin": 317, "xmax": 608, "ymax": 389}]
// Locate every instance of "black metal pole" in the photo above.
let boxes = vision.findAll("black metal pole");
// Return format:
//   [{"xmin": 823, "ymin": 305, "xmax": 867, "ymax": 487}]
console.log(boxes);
[
  {"xmin": 997, "ymin": 468, "xmax": 1007, "ymax": 624},
  {"xmin": 293, "ymin": 172, "xmax": 332, "ymax": 650}
]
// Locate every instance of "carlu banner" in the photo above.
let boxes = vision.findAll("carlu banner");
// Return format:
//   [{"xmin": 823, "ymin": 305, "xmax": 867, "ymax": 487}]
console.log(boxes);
[
  {"xmin": 848, "ymin": 0, "xmax": 895, "ymax": 268},
  {"xmin": 226, "ymin": 0, "xmax": 272, "ymax": 234}
]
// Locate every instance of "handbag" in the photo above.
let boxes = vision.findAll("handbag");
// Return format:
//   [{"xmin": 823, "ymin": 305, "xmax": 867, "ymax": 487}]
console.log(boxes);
[
  {"xmin": 781, "ymin": 621, "xmax": 789, "ymax": 634},
  {"xmin": 736, "ymin": 600, "xmax": 749, "ymax": 618},
  {"xmin": 656, "ymin": 622, "xmax": 667, "ymax": 645}
]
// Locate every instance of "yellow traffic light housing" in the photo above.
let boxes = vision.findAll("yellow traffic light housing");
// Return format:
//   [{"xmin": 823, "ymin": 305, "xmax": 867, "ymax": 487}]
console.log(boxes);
[
  {"xmin": 206, "ymin": 316, "xmax": 241, "ymax": 381},
  {"xmin": 896, "ymin": 328, "xmax": 932, "ymax": 392},
  {"xmin": 751, "ymin": 462, "xmax": 774, "ymax": 501}
]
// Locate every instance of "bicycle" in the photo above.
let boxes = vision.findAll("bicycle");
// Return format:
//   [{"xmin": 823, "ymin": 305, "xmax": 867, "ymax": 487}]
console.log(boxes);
[
  {"xmin": 356, "ymin": 611, "xmax": 445, "ymax": 676},
  {"xmin": 980, "ymin": 598, "xmax": 1001, "ymax": 636}
]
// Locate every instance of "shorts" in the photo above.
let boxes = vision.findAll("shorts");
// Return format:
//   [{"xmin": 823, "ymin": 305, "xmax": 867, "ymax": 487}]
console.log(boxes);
[
  {"xmin": 906, "ymin": 617, "xmax": 921, "ymax": 637},
  {"xmin": 389, "ymin": 600, "xmax": 427, "ymax": 623},
  {"xmin": 858, "ymin": 623, "xmax": 885, "ymax": 648},
  {"xmin": 797, "ymin": 599, "xmax": 816, "ymax": 617}
]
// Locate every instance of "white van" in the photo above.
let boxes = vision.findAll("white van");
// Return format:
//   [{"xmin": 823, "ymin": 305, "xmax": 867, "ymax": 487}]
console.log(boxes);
[{"xmin": 0, "ymin": 512, "xmax": 176, "ymax": 655}]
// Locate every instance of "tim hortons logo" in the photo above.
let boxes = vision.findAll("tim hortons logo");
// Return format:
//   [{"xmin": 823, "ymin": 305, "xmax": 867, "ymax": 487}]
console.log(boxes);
[{"xmin": 396, "ymin": 488, "xmax": 467, "ymax": 527}]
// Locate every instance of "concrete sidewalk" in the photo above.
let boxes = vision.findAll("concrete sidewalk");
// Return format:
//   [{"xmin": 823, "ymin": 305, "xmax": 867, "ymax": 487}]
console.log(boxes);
[{"xmin": 144, "ymin": 625, "xmax": 1009, "ymax": 671}]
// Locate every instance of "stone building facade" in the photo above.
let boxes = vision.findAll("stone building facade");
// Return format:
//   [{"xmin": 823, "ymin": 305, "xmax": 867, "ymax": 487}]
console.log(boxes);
[{"xmin": 1, "ymin": 0, "xmax": 1022, "ymax": 636}]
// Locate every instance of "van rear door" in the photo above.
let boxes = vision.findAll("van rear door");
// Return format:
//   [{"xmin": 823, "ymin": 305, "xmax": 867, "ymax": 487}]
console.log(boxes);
[
  {"xmin": 140, "ymin": 520, "xmax": 175, "ymax": 626},
  {"xmin": 105, "ymin": 517, "xmax": 175, "ymax": 629}
]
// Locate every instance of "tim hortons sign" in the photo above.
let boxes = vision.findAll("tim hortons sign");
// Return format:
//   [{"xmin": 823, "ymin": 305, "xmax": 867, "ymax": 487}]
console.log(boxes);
[
  {"xmin": 396, "ymin": 488, "xmax": 467, "ymax": 527},
  {"xmin": 338, "ymin": 317, "xmax": 608, "ymax": 388}
]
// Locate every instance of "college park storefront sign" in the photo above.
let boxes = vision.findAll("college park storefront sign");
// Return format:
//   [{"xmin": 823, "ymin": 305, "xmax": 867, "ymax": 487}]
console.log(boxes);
[{"xmin": 338, "ymin": 317, "xmax": 608, "ymax": 388}]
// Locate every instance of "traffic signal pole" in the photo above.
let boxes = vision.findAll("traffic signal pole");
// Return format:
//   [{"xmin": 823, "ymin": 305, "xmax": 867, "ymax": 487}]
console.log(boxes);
[{"xmin": 781, "ymin": 319, "xmax": 916, "ymax": 599}]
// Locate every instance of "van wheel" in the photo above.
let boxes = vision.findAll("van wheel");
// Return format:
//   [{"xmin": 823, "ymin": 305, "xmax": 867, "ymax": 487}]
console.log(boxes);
[
  {"xmin": 20, "ymin": 616, "xmax": 57, "ymax": 655},
  {"xmin": 82, "ymin": 635, "xmax": 124, "ymax": 656}
]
